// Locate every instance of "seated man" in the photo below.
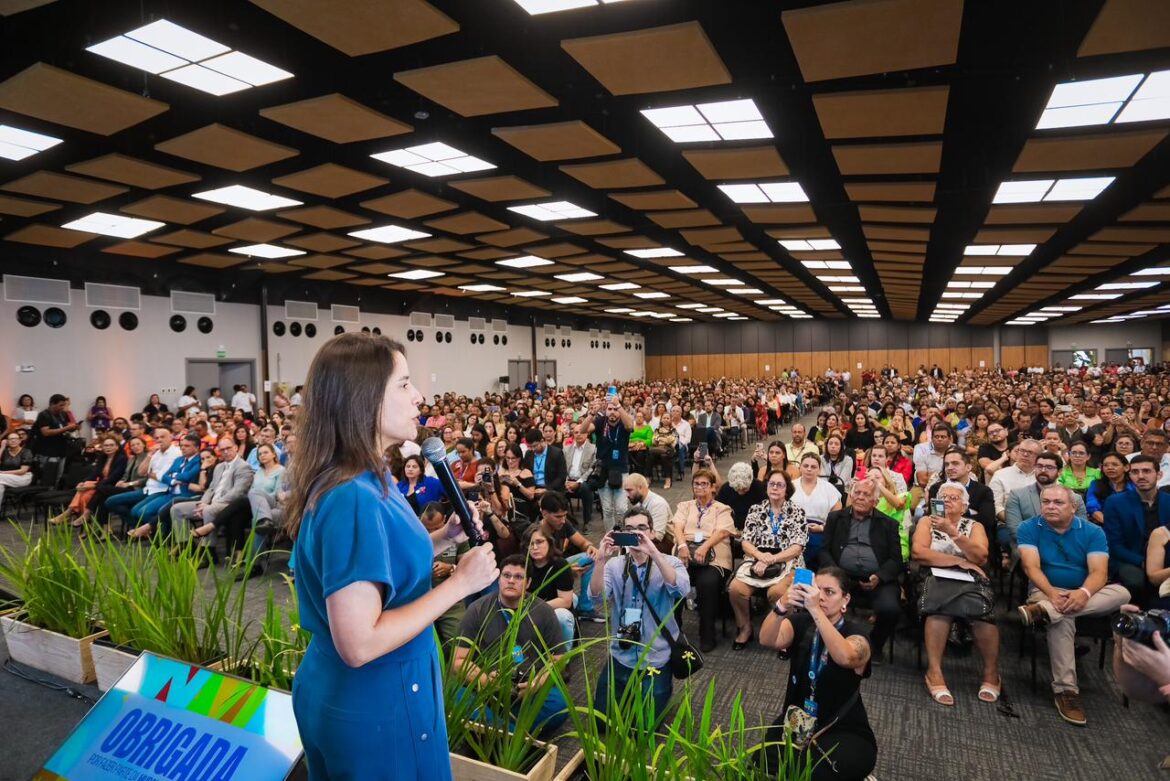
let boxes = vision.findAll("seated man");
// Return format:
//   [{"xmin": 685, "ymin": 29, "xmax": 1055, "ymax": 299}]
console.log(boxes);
[
  {"xmin": 103, "ymin": 427, "xmax": 177, "ymax": 532},
  {"xmin": 818, "ymin": 478, "xmax": 903, "ymax": 655},
  {"xmin": 538, "ymin": 492, "xmax": 600, "ymax": 623},
  {"xmin": 1017, "ymin": 484, "xmax": 1131, "ymax": 726},
  {"xmin": 623, "ymin": 473, "xmax": 672, "ymax": 546},
  {"xmin": 1004, "ymin": 452, "xmax": 1088, "ymax": 561},
  {"xmin": 1103, "ymin": 454, "xmax": 1170, "ymax": 602},
  {"xmin": 522, "ymin": 430, "xmax": 567, "ymax": 502},
  {"xmin": 562, "ymin": 429, "xmax": 596, "ymax": 529},
  {"xmin": 125, "ymin": 433, "xmax": 203, "ymax": 539},
  {"xmin": 171, "ymin": 436, "xmax": 254, "ymax": 556},
  {"xmin": 453, "ymin": 555, "xmax": 567, "ymax": 737}
]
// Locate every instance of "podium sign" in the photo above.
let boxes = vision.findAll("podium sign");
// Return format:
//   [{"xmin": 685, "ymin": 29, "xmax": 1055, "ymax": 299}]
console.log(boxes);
[{"xmin": 35, "ymin": 652, "xmax": 303, "ymax": 780}]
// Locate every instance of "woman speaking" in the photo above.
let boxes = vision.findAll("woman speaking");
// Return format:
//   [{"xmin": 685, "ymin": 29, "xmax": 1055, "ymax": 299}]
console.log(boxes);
[{"xmin": 287, "ymin": 334, "xmax": 498, "ymax": 779}]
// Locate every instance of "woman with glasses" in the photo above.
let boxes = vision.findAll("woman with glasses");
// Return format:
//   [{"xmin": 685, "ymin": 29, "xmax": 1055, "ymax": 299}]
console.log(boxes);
[
  {"xmin": 1059, "ymin": 442, "xmax": 1101, "ymax": 499},
  {"xmin": 913, "ymin": 481, "xmax": 1000, "ymax": 707},
  {"xmin": 729, "ymin": 469, "xmax": 807, "ymax": 651},
  {"xmin": 590, "ymin": 506, "xmax": 690, "ymax": 719},
  {"xmin": 670, "ymin": 469, "xmax": 736, "ymax": 652}
]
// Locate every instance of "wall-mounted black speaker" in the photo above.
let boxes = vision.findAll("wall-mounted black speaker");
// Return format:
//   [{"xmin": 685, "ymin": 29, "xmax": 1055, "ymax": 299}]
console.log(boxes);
[
  {"xmin": 119, "ymin": 312, "xmax": 138, "ymax": 331},
  {"xmin": 407, "ymin": 330, "xmax": 416, "ymax": 342},
  {"xmin": 470, "ymin": 334, "xmax": 477, "ymax": 345},
  {"xmin": 273, "ymin": 321, "xmax": 286, "ymax": 336},
  {"xmin": 304, "ymin": 323, "xmax": 316, "ymax": 338},
  {"xmin": 169, "ymin": 314, "xmax": 187, "ymax": 333},
  {"xmin": 372, "ymin": 327, "xmax": 382, "ymax": 336},
  {"xmin": 334, "ymin": 325, "xmax": 345, "ymax": 335},
  {"xmin": 361, "ymin": 326, "xmax": 371, "ymax": 334},
  {"xmin": 290, "ymin": 322, "xmax": 302, "ymax": 337},
  {"xmin": 414, "ymin": 329, "xmax": 423, "ymax": 341},
  {"xmin": 444, "ymin": 331, "xmax": 452, "ymax": 343},
  {"xmin": 493, "ymin": 335, "xmax": 500, "ymax": 345},
  {"xmin": 478, "ymin": 333, "xmax": 485, "ymax": 344},
  {"xmin": 16, "ymin": 306, "xmax": 40, "ymax": 328},
  {"xmin": 44, "ymin": 307, "xmax": 66, "ymax": 328},
  {"xmin": 502, "ymin": 335, "xmax": 507, "ymax": 346},
  {"xmin": 90, "ymin": 310, "xmax": 110, "ymax": 330},
  {"xmin": 197, "ymin": 316, "xmax": 213, "ymax": 334},
  {"xmin": 435, "ymin": 331, "xmax": 443, "ymax": 343}
]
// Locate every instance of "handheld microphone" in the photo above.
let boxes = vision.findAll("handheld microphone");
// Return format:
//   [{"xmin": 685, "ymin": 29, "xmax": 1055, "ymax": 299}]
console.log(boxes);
[{"xmin": 420, "ymin": 437, "xmax": 483, "ymax": 546}]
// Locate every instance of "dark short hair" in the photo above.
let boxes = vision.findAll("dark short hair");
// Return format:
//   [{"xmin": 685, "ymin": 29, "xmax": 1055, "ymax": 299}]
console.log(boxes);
[
  {"xmin": 764, "ymin": 468, "xmax": 794, "ymax": 498},
  {"xmin": 525, "ymin": 428, "xmax": 543, "ymax": 444},
  {"xmin": 943, "ymin": 446, "xmax": 970, "ymax": 464},
  {"xmin": 500, "ymin": 554, "xmax": 528, "ymax": 573},
  {"xmin": 1130, "ymin": 454, "xmax": 1160, "ymax": 470},
  {"xmin": 419, "ymin": 501, "xmax": 446, "ymax": 521},
  {"xmin": 540, "ymin": 491, "xmax": 569, "ymax": 514},
  {"xmin": 49, "ymin": 393, "xmax": 67, "ymax": 405},
  {"xmin": 183, "ymin": 434, "xmax": 202, "ymax": 447},
  {"xmin": 622, "ymin": 504, "xmax": 650, "ymax": 525},
  {"xmin": 455, "ymin": 437, "xmax": 475, "ymax": 450},
  {"xmin": 932, "ymin": 423, "xmax": 955, "ymax": 440},
  {"xmin": 1142, "ymin": 429, "xmax": 1169, "ymax": 443},
  {"xmin": 1035, "ymin": 452, "xmax": 1064, "ymax": 470},
  {"xmin": 815, "ymin": 566, "xmax": 855, "ymax": 594}
]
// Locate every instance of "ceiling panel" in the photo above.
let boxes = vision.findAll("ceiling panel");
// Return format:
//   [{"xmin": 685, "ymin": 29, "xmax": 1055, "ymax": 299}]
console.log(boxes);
[
  {"xmin": 681, "ymin": 146, "xmax": 789, "ymax": 180},
  {"xmin": 394, "ymin": 55, "xmax": 557, "ymax": 117},
  {"xmin": 121, "ymin": 196, "xmax": 223, "ymax": 225},
  {"xmin": 1012, "ymin": 128, "xmax": 1168, "ymax": 172},
  {"xmin": 248, "ymin": 0, "xmax": 458, "ymax": 56},
  {"xmin": 448, "ymin": 175, "xmax": 550, "ymax": 201},
  {"xmin": 0, "ymin": 63, "xmax": 167, "ymax": 135},
  {"xmin": 832, "ymin": 141, "xmax": 943, "ymax": 174},
  {"xmin": 277, "ymin": 205, "xmax": 370, "ymax": 228},
  {"xmin": 65, "ymin": 154, "xmax": 199, "ymax": 190},
  {"xmin": 2, "ymin": 171, "xmax": 127, "ymax": 203},
  {"xmin": 361, "ymin": 189, "xmax": 456, "ymax": 218},
  {"xmin": 212, "ymin": 218, "xmax": 300, "ymax": 242},
  {"xmin": 272, "ymin": 163, "xmax": 388, "ymax": 198},
  {"xmin": 260, "ymin": 93, "xmax": 413, "ymax": 142},
  {"xmin": 813, "ymin": 86, "xmax": 949, "ymax": 139},
  {"xmin": 155, "ymin": 124, "xmax": 298, "ymax": 172},
  {"xmin": 559, "ymin": 158, "xmax": 664, "ymax": 189}
]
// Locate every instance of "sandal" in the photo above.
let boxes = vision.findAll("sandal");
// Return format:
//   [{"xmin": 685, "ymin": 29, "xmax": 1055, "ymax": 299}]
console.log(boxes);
[
  {"xmin": 978, "ymin": 678, "xmax": 1001, "ymax": 703},
  {"xmin": 925, "ymin": 674, "xmax": 954, "ymax": 706},
  {"xmin": 663, "ymin": 479, "xmax": 672, "ymax": 490}
]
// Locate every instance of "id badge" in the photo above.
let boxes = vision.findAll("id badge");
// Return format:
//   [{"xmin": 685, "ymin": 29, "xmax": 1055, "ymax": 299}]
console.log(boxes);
[
  {"xmin": 694, "ymin": 530, "xmax": 704, "ymax": 543},
  {"xmin": 803, "ymin": 698, "xmax": 818, "ymax": 719},
  {"xmin": 511, "ymin": 644, "xmax": 525, "ymax": 665},
  {"xmin": 623, "ymin": 607, "xmax": 641, "ymax": 626},
  {"xmin": 612, "ymin": 448, "xmax": 620, "ymax": 461}
]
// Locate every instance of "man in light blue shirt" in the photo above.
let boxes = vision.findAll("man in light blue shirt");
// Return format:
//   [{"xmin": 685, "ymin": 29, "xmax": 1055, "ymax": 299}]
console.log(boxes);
[{"xmin": 589, "ymin": 506, "xmax": 689, "ymax": 719}]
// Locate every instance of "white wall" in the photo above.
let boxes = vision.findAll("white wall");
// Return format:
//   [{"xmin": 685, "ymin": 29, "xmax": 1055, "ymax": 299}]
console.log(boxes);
[
  {"xmin": 0, "ymin": 283, "xmax": 261, "ymax": 421},
  {"xmin": 0, "ymin": 281, "xmax": 645, "ymax": 424},
  {"xmin": 1047, "ymin": 323, "xmax": 1162, "ymax": 354}
]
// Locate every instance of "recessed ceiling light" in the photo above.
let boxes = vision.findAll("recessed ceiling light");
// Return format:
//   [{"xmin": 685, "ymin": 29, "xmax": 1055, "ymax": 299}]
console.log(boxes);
[
  {"xmin": 669, "ymin": 317, "xmax": 693, "ymax": 323},
  {"xmin": 713, "ymin": 312, "xmax": 738, "ymax": 318},
  {"xmin": 1039, "ymin": 306, "xmax": 1082, "ymax": 312},
  {"xmin": 626, "ymin": 247, "xmax": 685, "ymax": 258},
  {"xmin": 669, "ymin": 265, "xmax": 718, "ymax": 274},
  {"xmin": 790, "ymin": 313, "xmax": 813, "ymax": 319},
  {"xmin": 648, "ymin": 312, "xmax": 675, "ymax": 319},
  {"xmin": 555, "ymin": 271, "xmax": 603, "ymax": 283},
  {"xmin": 1134, "ymin": 267, "xmax": 1170, "ymax": 276},
  {"xmin": 0, "ymin": 124, "xmax": 63, "ymax": 161},
  {"xmin": 552, "ymin": 296, "xmax": 587, "ymax": 304},
  {"xmin": 604, "ymin": 307, "xmax": 635, "ymax": 313},
  {"xmin": 389, "ymin": 269, "xmax": 445, "ymax": 281},
  {"xmin": 756, "ymin": 299, "xmax": 786, "ymax": 305},
  {"xmin": 641, "ymin": 98, "xmax": 772, "ymax": 143},
  {"xmin": 1117, "ymin": 70, "xmax": 1170, "ymax": 123},
  {"xmin": 801, "ymin": 260, "xmax": 852, "ymax": 270},
  {"xmin": 496, "ymin": 255, "xmax": 553, "ymax": 269},
  {"xmin": 942, "ymin": 292, "xmax": 984, "ymax": 299},
  {"xmin": 371, "ymin": 142, "xmax": 495, "ymax": 178},
  {"xmin": 192, "ymin": 185, "xmax": 302, "ymax": 211},
  {"xmin": 511, "ymin": 290, "xmax": 552, "ymax": 297},
  {"xmin": 697, "ymin": 307, "xmax": 724, "ymax": 313},
  {"xmin": 228, "ymin": 243, "xmax": 305, "ymax": 259},
  {"xmin": 817, "ymin": 276, "xmax": 860, "ymax": 283},
  {"xmin": 703, "ymin": 278, "xmax": 743, "ymax": 286},
  {"xmin": 89, "ymin": 20, "xmax": 292, "ymax": 95},
  {"xmin": 718, "ymin": 181, "xmax": 808, "ymax": 204},
  {"xmin": 780, "ymin": 238, "xmax": 840, "ymax": 251},
  {"xmin": 964, "ymin": 244, "xmax": 1037, "ymax": 256},
  {"xmin": 600, "ymin": 282, "xmax": 641, "ymax": 291},
  {"xmin": 1036, "ymin": 74, "xmax": 1142, "ymax": 129},
  {"xmin": 857, "ymin": 313, "xmax": 881, "ymax": 318},
  {"xmin": 728, "ymin": 288, "xmax": 763, "ymax": 295},
  {"xmin": 1070, "ymin": 293, "xmax": 1122, "ymax": 299},
  {"xmin": 348, "ymin": 225, "xmax": 431, "ymax": 244},
  {"xmin": 728, "ymin": 316, "xmax": 750, "ymax": 320},
  {"xmin": 459, "ymin": 284, "xmax": 506, "ymax": 293},
  {"xmin": 993, "ymin": 177, "xmax": 1114, "ymax": 203},
  {"xmin": 509, "ymin": 201, "xmax": 596, "ymax": 221},
  {"xmin": 634, "ymin": 291, "xmax": 670, "ymax": 299},
  {"xmin": 676, "ymin": 303, "xmax": 706, "ymax": 309},
  {"xmin": 511, "ymin": 0, "xmax": 614, "ymax": 15},
  {"xmin": 61, "ymin": 212, "xmax": 164, "ymax": 238},
  {"xmin": 1096, "ymin": 281, "xmax": 1159, "ymax": 290},
  {"xmin": 829, "ymin": 286, "xmax": 865, "ymax": 292}
]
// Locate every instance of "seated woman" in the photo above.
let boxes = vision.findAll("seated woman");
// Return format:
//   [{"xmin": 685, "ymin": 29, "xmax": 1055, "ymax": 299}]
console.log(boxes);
[
  {"xmin": 753, "ymin": 440, "xmax": 789, "ymax": 484},
  {"xmin": 498, "ymin": 442, "xmax": 537, "ymax": 521},
  {"xmin": 648, "ymin": 417, "xmax": 678, "ymax": 489},
  {"xmin": 1146, "ymin": 525, "xmax": 1170, "ymax": 610},
  {"xmin": 88, "ymin": 396, "xmax": 113, "ymax": 434},
  {"xmin": 143, "ymin": 393, "xmax": 169, "ymax": 418},
  {"xmin": 49, "ymin": 435, "xmax": 126, "ymax": 528},
  {"xmin": 730, "ymin": 469, "xmax": 807, "ymax": 650},
  {"xmin": 791, "ymin": 452, "xmax": 843, "ymax": 567},
  {"xmin": 627, "ymin": 409, "xmax": 654, "ymax": 477},
  {"xmin": 912, "ymin": 481, "xmax": 999, "ymax": 707},
  {"xmin": 1086, "ymin": 452, "xmax": 1131, "ymax": 526},
  {"xmin": 758, "ymin": 567, "xmax": 876, "ymax": 781},
  {"xmin": 228, "ymin": 442, "xmax": 284, "ymax": 578},
  {"xmin": 1058, "ymin": 442, "xmax": 1100, "ymax": 499},
  {"xmin": 90, "ymin": 436, "xmax": 150, "ymax": 539},
  {"xmin": 715, "ymin": 461, "xmax": 768, "ymax": 536},
  {"xmin": 0, "ymin": 431, "xmax": 34, "ymax": 507},
  {"xmin": 670, "ymin": 468, "xmax": 736, "ymax": 652},
  {"xmin": 821, "ymin": 434, "xmax": 854, "ymax": 496},
  {"xmin": 396, "ymin": 453, "xmax": 446, "ymax": 515},
  {"xmin": 523, "ymin": 524, "xmax": 576, "ymax": 649}
]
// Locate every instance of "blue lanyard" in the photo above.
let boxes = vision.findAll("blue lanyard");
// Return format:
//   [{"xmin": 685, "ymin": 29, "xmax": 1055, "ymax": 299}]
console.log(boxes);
[
  {"xmin": 767, "ymin": 505, "xmax": 782, "ymax": 537},
  {"xmin": 807, "ymin": 620, "xmax": 845, "ymax": 701}
]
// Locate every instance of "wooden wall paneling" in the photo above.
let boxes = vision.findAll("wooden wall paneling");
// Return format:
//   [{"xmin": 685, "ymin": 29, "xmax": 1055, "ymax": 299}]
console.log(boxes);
[
  {"xmin": 707, "ymin": 353, "xmax": 726, "ymax": 379},
  {"xmin": 1000, "ymin": 346, "xmax": 1025, "ymax": 369},
  {"xmin": 887, "ymin": 349, "xmax": 909, "ymax": 376},
  {"xmin": 770, "ymin": 352, "xmax": 787, "ymax": 376},
  {"xmin": 691, "ymin": 354, "xmax": 709, "ymax": 380},
  {"xmin": 753, "ymin": 353, "xmax": 770, "ymax": 378},
  {"xmin": 645, "ymin": 355, "xmax": 661, "ymax": 380},
  {"xmin": 951, "ymin": 347, "xmax": 972, "ymax": 371},
  {"xmin": 848, "ymin": 350, "xmax": 866, "ymax": 372},
  {"xmin": 828, "ymin": 350, "xmax": 849, "ymax": 375},
  {"xmin": 1025, "ymin": 345, "xmax": 1049, "ymax": 366},
  {"xmin": 792, "ymin": 351, "xmax": 812, "ymax": 378},
  {"xmin": 971, "ymin": 348, "xmax": 994, "ymax": 370},
  {"xmin": 725, "ymin": 353, "xmax": 743, "ymax": 379},
  {"xmin": 908, "ymin": 349, "xmax": 930, "ymax": 372}
]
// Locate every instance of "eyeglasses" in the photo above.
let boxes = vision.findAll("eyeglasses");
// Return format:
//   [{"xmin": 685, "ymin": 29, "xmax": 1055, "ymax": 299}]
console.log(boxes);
[
  {"xmin": 500, "ymin": 572, "xmax": 527, "ymax": 582},
  {"xmin": 692, "ymin": 481, "xmax": 711, "ymax": 488},
  {"xmin": 1035, "ymin": 464, "xmax": 1059, "ymax": 472},
  {"xmin": 623, "ymin": 525, "xmax": 651, "ymax": 532},
  {"xmin": 767, "ymin": 481, "xmax": 787, "ymax": 488}
]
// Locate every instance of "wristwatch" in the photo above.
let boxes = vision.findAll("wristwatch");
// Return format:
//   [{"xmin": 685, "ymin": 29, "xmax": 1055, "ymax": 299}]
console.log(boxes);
[{"xmin": 771, "ymin": 601, "xmax": 788, "ymax": 617}]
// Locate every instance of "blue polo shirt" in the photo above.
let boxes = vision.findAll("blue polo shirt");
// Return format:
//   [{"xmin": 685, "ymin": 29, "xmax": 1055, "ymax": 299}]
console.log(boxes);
[{"xmin": 1017, "ymin": 514, "xmax": 1109, "ymax": 590}]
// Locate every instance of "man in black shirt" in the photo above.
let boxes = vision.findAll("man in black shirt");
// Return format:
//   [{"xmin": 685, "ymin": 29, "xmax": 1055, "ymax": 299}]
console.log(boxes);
[
  {"xmin": 977, "ymin": 423, "xmax": 1011, "ymax": 483},
  {"xmin": 577, "ymin": 395, "xmax": 635, "ymax": 528},
  {"xmin": 32, "ymin": 393, "xmax": 79, "ymax": 459}
]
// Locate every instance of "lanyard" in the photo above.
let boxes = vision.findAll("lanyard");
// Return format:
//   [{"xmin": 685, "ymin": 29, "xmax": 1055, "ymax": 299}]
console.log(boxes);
[
  {"xmin": 696, "ymin": 500, "xmax": 714, "ymax": 531},
  {"xmin": 767, "ymin": 505, "xmax": 783, "ymax": 537},
  {"xmin": 622, "ymin": 559, "xmax": 651, "ymax": 612},
  {"xmin": 807, "ymin": 619, "xmax": 845, "ymax": 706}
]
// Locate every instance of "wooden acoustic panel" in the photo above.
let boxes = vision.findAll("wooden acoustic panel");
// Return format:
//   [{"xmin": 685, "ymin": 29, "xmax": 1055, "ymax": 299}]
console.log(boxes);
[{"xmin": 561, "ymin": 22, "xmax": 731, "ymax": 96}]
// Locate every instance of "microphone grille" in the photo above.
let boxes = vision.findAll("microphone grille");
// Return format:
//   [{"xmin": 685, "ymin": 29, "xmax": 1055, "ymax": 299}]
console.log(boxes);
[{"xmin": 419, "ymin": 437, "xmax": 447, "ymax": 464}]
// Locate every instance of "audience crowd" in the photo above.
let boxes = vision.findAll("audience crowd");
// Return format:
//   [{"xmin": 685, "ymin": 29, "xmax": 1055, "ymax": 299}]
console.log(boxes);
[{"xmin": 5, "ymin": 357, "xmax": 1170, "ymax": 766}]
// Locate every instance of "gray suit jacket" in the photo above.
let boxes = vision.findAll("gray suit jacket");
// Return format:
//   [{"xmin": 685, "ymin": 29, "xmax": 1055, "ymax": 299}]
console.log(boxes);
[
  {"xmin": 1005, "ymin": 482, "xmax": 1087, "ymax": 542},
  {"xmin": 202, "ymin": 458, "xmax": 254, "ymax": 509},
  {"xmin": 563, "ymin": 441, "xmax": 596, "ymax": 482}
]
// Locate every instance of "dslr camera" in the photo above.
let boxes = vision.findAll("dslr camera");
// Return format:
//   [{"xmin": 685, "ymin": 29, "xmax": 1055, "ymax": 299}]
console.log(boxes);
[
  {"xmin": 1113, "ymin": 609, "xmax": 1170, "ymax": 647},
  {"xmin": 616, "ymin": 622, "xmax": 641, "ymax": 650}
]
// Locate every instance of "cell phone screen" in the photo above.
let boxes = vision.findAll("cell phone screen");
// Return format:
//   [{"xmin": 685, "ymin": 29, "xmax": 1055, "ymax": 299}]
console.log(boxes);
[
  {"xmin": 611, "ymin": 531, "xmax": 640, "ymax": 547},
  {"xmin": 793, "ymin": 567, "xmax": 814, "ymax": 588},
  {"xmin": 930, "ymin": 498, "xmax": 945, "ymax": 516}
]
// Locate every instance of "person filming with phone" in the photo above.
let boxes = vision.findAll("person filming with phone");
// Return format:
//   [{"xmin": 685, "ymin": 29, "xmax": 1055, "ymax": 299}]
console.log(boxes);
[
  {"xmin": 590, "ymin": 506, "xmax": 690, "ymax": 718},
  {"xmin": 758, "ymin": 566, "xmax": 876, "ymax": 781}
]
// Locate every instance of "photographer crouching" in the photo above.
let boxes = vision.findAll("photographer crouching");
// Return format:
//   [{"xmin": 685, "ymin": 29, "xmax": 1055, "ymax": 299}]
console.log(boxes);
[
  {"xmin": 1113, "ymin": 604, "xmax": 1170, "ymax": 771},
  {"xmin": 590, "ymin": 506, "xmax": 690, "ymax": 719}
]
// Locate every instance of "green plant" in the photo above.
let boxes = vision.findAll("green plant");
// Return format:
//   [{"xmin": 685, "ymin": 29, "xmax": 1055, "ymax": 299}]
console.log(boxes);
[
  {"xmin": 248, "ymin": 576, "xmax": 308, "ymax": 690},
  {"xmin": 0, "ymin": 523, "xmax": 97, "ymax": 637}
]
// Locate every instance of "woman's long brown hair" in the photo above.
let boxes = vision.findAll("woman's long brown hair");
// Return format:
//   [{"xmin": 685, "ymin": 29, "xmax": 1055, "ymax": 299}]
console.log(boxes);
[{"xmin": 285, "ymin": 333, "xmax": 406, "ymax": 540}]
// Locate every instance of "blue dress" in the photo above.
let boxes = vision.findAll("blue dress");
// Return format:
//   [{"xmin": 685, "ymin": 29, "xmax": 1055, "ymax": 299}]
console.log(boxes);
[{"xmin": 292, "ymin": 470, "xmax": 451, "ymax": 780}]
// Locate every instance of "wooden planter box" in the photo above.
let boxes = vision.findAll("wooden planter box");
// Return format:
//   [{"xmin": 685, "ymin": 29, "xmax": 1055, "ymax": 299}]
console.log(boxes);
[
  {"xmin": 0, "ymin": 613, "xmax": 107, "ymax": 684},
  {"xmin": 90, "ymin": 640, "xmax": 139, "ymax": 691},
  {"xmin": 450, "ymin": 723, "xmax": 559, "ymax": 781},
  {"xmin": 551, "ymin": 749, "xmax": 585, "ymax": 781}
]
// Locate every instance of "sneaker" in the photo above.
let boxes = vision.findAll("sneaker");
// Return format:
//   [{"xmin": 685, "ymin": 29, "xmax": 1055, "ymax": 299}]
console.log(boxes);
[
  {"xmin": 575, "ymin": 608, "xmax": 605, "ymax": 624},
  {"xmin": 1016, "ymin": 602, "xmax": 1050, "ymax": 628},
  {"xmin": 1054, "ymin": 691, "xmax": 1087, "ymax": 726}
]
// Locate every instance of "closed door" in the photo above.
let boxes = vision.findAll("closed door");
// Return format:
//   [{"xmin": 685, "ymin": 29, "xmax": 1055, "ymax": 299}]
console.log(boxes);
[
  {"xmin": 219, "ymin": 362, "xmax": 256, "ymax": 396},
  {"xmin": 185, "ymin": 361, "xmax": 221, "ymax": 402},
  {"xmin": 508, "ymin": 359, "xmax": 530, "ymax": 391},
  {"xmin": 536, "ymin": 360, "xmax": 557, "ymax": 384}
]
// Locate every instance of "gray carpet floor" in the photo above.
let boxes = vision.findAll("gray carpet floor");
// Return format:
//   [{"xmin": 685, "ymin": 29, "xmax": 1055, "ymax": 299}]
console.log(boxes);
[{"xmin": 1, "ymin": 411, "xmax": 1167, "ymax": 780}]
